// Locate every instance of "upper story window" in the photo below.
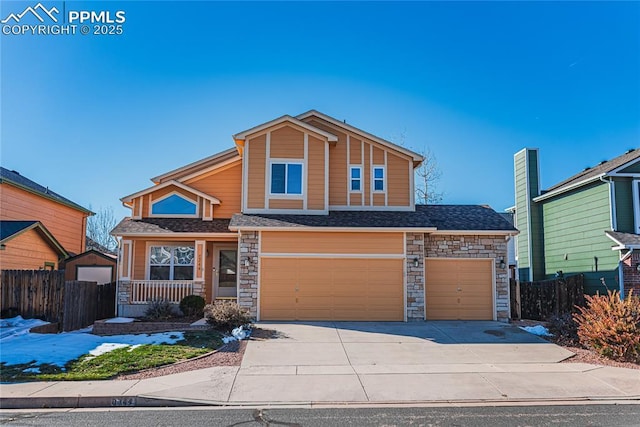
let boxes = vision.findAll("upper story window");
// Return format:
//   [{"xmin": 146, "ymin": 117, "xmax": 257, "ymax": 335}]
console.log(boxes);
[
  {"xmin": 271, "ymin": 162, "xmax": 302, "ymax": 195},
  {"xmin": 149, "ymin": 245, "xmax": 194, "ymax": 280},
  {"xmin": 151, "ymin": 193, "xmax": 197, "ymax": 216},
  {"xmin": 373, "ymin": 167, "xmax": 385, "ymax": 192},
  {"xmin": 350, "ymin": 166, "xmax": 362, "ymax": 192}
]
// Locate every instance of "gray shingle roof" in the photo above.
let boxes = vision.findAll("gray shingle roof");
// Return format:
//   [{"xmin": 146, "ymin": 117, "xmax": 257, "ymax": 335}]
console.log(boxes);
[
  {"xmin": 111, "ymin": 217, "xmax": 232, "ymax": 235},
  {"xmin": 0, "ymin": 167, "xmax": 92, "ymax": 214},
  {"xmin": 605, "ymin": 230, "xmax": 640, "ymax": 248},
  {"xmin": 545, "ymin": 148, "xmax": 640, "ymax": 193},
  {"xmin": 230, "ymin": 205, "xmax": 516, "ymax": 232}
]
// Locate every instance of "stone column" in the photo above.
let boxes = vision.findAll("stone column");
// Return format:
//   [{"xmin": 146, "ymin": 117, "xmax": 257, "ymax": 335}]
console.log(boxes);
[
  {"xmin": 238, "ymin": 231, "xmax": 259, "ymax": 318},
  {"xmin": 405, "ymin": 232, "xmax": 425, "ymax": 321}
]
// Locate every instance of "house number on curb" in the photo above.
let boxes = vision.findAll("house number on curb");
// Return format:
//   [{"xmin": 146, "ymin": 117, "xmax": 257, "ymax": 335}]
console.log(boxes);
[{"xmin": 111, "ymin": 397, "xmax": 136, "ymax": 407}]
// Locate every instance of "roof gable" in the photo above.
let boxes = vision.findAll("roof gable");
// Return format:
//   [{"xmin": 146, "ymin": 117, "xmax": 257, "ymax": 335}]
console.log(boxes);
[
  {"xmin": 0, "ymin": 220, "xmax": 68, "ymax": 257},
  {"xmin": 296, "ymin": 110, "xmax": 424, "ymax": 166},
  {"xmin": 120, "ymin": 180, "xmax": 221, "ymax": 205},
  {"xmin": 233, "ymin": 115, "xmax": 338, "ymax": 143},
  {"xmin": 0, "ymin": 167, "xmax": 92, "ymax": 214}
]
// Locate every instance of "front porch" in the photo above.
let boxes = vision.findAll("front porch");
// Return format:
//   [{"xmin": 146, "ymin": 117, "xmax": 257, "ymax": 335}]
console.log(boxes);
[{"xmin": 116, "ymin": 238, "xmax": 239, "ymax": 317}]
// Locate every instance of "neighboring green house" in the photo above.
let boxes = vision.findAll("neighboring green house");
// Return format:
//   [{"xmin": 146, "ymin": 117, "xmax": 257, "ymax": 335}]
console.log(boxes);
[{"xmin": 514, "ymin": 147, "xmax": 640, "ymax": 296}]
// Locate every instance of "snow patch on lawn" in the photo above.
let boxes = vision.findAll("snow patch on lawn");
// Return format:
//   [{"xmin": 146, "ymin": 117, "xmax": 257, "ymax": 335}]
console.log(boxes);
[
  {"xmin": 0, "ymin": 316, "xmax": 183, "ymax": 367},
  {"xmin": 519, "ymin": 325, "xmax": 553, "ymax": 337}
]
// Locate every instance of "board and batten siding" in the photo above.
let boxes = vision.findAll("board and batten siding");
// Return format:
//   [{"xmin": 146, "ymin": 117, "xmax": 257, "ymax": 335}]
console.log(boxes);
[
  {"xmin": 246, "ymin": 134, "xmax": 267, "ymax": 209},
  {"xmin": 0, "ymin": 183, "xmax": 87, "ymax": 255},
  {"xmin": 0, "ymin": 228, "xmax": 60, "ymax": 269},
  {"xmin": 185, "ymin": 161, "xmax": 242, "ymax": 219},
  {"xmin": 301, "ymin": 115, "xmax": 413, "ymax": 210},
  {"xmin": 614, "ymin": 179, "xmax": 634, "ymax": 233},
  {"xmin": 541, "ymin": 181, "xmax": 618, "ymax": 294}
]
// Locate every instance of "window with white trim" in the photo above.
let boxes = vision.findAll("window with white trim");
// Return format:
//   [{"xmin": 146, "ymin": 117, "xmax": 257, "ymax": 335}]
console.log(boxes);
[
  {"xmin": 149, "ymin": 245, "xmax": 194, "ymax": 280},
  {"xmin": 151, "ymin": 193, "xmax": 197, "ymax": 215},
  {"xmin": 271, "ymin": 162, "xmax": 303, "ymax": 195},
  {"xmin": 373, "ymin": 166, "xmax": 385, "ymax": 192},
  {"xmin": 350, "ymin": 166, "xmax": 362, "ymax": 192}
]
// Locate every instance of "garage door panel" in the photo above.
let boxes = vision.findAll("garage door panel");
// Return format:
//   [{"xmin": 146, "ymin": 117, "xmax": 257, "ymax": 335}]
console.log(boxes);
[
  {"xmin": 425, "ymin": 259, "xmax": 494, "ymax": 321},
  {"xmin": 260, "ymin": 257, "xmax": 403, "ymax": 321}
]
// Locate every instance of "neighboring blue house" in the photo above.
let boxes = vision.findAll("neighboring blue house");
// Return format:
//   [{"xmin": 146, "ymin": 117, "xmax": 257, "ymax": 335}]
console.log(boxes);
[{"xmin": 514, "ymin": 147, "xmax": 640, "ymax": 296}]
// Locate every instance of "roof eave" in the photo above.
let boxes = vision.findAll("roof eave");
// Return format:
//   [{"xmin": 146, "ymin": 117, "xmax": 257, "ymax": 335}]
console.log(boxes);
[
  {"xmin": 229, "ymin": 225, "xmax": 438, "ymax": 232},
  {"xmin": 233, "ymin": 115, "xmax": 338, "ymax": 142},
  {"xmin": 533, "ymin": 174, "xmax": 606, "ymax": 202}
]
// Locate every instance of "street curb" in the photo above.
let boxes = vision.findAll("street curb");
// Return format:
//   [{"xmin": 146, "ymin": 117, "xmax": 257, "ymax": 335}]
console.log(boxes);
[{"xmin": 2, "ymin": 395, "xmax": 639, "ymax": 410}]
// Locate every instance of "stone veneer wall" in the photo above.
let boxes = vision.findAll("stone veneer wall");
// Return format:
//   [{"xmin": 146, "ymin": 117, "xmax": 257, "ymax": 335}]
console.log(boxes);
[
  {"xmin": 406, "ymin": 232, "xmax": 425, "ymax": 321},
  {"xmin": 238, "ymin": 231, "xmax": 259, "ymax": 318},
  {"xmin": 622, "ymin": 252, "xmax": 640, "ymax": 297},
  {"xmin": 424, "ymin": 234, "xmax": 510, "ymax": 322}
]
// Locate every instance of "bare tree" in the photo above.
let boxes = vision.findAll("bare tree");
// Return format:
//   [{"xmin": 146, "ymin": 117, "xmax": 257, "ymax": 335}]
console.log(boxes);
[
  {"xmin": 392, "ymin": 131, "xmax": 444, "ymax": 205},
  {"xmin": 414, "ymin": 146, "xmax": 444, "ymax": 205},
  {"xmin": 86, "ymin": 206, "xmax": 118, "ymax": 252}
]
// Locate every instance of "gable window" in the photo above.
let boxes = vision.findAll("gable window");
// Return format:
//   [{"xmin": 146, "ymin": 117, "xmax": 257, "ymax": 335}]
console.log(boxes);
[
  {"xmin": 149, "ymin": 245, "xmax": 194, "ymax": 280},
  {"xmin": 350, "ymin": 166, "xmax": 362, "ymax": 192},
  {"xmin": 271, "ymin": 162, "xmax": 302, "ymax": 195},
  {"xmin": 151, "ymin": 193, "xmax": 197, "ymax": 216},
  {"xmin": 373, "ymin": 167, "xmax": 385, "ymax": 192}
]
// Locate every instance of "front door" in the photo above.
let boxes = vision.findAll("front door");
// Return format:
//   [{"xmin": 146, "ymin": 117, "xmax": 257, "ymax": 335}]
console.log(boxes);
[{"xmin": 213, "ymin": 246, "xmax": 238, "ymax": 298}]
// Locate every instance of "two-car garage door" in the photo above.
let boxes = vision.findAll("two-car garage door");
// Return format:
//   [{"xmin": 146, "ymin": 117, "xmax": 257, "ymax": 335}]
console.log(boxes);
[{"xmin": 258, "ymin": 231, "xmax": 404, "ymax": 321}]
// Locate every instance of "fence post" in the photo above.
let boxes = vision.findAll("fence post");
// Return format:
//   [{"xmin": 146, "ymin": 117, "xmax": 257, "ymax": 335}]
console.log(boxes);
[{"xmin": 515, "ymin": 280, "xmax": 521, "ymax": 320}]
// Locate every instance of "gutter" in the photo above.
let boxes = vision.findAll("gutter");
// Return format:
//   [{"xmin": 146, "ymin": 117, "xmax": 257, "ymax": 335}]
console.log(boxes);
[{"xmin": 533, "ymin": 173, "xmax": 605, "ymax": 202}]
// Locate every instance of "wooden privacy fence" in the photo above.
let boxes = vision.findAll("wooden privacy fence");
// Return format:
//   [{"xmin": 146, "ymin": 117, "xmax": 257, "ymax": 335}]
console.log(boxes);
[
  {"xmin": 510, "ymin": 274, "xmax": 585, "ymax": 320},
  {"xmin": 1, "ymin": 270, "xmax": 116, "ymax": 331}
]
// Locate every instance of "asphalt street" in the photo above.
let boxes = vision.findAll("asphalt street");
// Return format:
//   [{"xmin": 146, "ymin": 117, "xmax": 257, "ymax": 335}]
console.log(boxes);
[{"xmin": 1, "ymin": 404, "xmax": 640, "ymax": 427}]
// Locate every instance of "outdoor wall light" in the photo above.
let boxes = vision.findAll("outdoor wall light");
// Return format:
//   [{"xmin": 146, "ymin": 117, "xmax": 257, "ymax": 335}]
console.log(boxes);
[
  {"xmin": 499, "ymin": 259, "xmax": 505, "ymax": 269},
  {"xmin": 413, "ymin": 257, "xmax": 419, "ymax": 268},
  {"xmin": 636, "ymin": 262, "xmax": 640, "ymax": 272},
  {"xmin": 244, "ymin": 259, "xmax": 250, "ymax": 267}
]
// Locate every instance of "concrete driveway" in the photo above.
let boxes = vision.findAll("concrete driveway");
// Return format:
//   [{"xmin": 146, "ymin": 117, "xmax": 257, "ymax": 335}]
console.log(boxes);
[{"xmin": 224, "ymin": 321, "xmax": 640, "ymax": 403}]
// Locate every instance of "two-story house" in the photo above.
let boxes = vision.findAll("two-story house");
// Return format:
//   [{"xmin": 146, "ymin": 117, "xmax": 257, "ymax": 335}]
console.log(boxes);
[
  {"xmin": 514, "ymin": 147, "xmax": 640, "ymax": 297},
  {"xmin": 0, "ymin": 167, "xmax": 92, "ymax": 269},
  {"xmin": 112, "ymin": 111, "xmax": 517, "ymax": 322}
]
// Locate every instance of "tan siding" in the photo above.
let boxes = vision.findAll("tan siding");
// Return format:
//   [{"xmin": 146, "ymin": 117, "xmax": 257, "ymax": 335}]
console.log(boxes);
[
  {"xmin": 149, "ymin": 185, "xmax": 197, "ymax": 204},
  {"xmin": 387, "ymin": 153, "xmax": 411, "ymax": 207},
  {"xmin": 269, "ymin": 126, "xmax": 304, "ymax": 158},
  {"xmin": 307, "ymin": 119, "xmax": 348, "ymax": 206},
  {"xmin": 0, "ymin": 229, "xmax": 59, "ymax": 269},
  {"xmin": 372, "ymin": 146, "xmax": 385, "ymax": 164},
  {"xmin": 363, "ymin": 142, "xmax": 371, "ymax": 206},
  {"xmin": 64, "ymin": 253, "xmax": 116, "ymax": 282},
  {"xmin": 185, "ymin": 161, "xmax": 242, "ymax": 218},
  {"xmin": 0, "ymin": 184, "xmax": 87, "ymax": 254},
  {"xmin": 132, "ymin": 239, "xmax": 146, "ymax": 280},
  {"xmin": 373, "ymin": 193, "xmax": 385, "ymax": 206},
  {"xmin": 349, "ymin": 137, "xmax": 362, "ymax": 165},
  {"xmin": 121, "ymin": 242, "xmax": 130, "ymax": 278},
  {"xmin": 268, "ymin": 199, "xmax": 303, "ymax": 210},
  {"xmin": 261, "ymin": 231, "xmax": 404, "ymax": 254},
  {"xmin": 247, "ymin": 134, "xmax": 266, "ymax": 209},
  {"xmin": 350, "ymin": 192, "xmax": 362, "ymax": 206},
  {"xmin": 307, "ymin": 136, "xmax": 325, "ymax": 210}
]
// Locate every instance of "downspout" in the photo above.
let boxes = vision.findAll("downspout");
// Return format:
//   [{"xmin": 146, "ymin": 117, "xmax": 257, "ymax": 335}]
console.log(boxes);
[{"xmin": 599, "ymin": 176, "xmax": 616, "ymax": 231}]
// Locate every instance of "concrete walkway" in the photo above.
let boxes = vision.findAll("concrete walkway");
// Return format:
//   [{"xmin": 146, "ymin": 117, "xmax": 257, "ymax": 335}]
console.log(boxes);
[{"xmin": 1, "ymin": 321, "xmax": 639, "ymax": 408}]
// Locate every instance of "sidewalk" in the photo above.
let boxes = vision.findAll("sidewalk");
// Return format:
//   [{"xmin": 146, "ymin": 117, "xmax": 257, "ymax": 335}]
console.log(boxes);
[{"xmin": 2, "ymin": 321, "xmax": 639, "ymax": 409}]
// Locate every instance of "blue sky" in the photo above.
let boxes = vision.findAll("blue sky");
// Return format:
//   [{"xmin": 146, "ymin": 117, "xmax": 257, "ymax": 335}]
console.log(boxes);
[{"xmin": 2, "ymin": 1, "xmax": 638, "ymax": 220}]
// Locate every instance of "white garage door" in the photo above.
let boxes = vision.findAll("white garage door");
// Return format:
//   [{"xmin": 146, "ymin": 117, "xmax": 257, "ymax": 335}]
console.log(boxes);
[{"xmin": 77, "ymin": 266, "xmax": 113, "ymax": 284}]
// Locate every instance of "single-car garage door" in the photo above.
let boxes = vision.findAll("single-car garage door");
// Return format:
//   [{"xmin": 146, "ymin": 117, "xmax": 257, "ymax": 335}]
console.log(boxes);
[
  {"xmin": 425, "ymin": 258, "xmax": 494, "ymax": 320},
  {"xmin": 260, "ymin": 258, "xmax": 404, "ymax": 321}
]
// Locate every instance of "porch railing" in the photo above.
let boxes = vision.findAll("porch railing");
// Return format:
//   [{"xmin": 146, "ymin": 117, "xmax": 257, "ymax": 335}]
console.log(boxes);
[{"xmin": 130, "ymin": 280, "xmax": 195, "ymax": 304}]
